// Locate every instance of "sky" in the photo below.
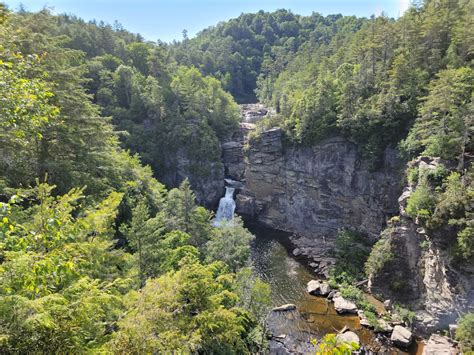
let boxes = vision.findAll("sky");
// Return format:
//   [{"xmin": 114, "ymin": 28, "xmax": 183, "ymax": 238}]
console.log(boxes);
[{"xmin": 3, "ymin": 0, "xmax": 411, "ymax": 43}]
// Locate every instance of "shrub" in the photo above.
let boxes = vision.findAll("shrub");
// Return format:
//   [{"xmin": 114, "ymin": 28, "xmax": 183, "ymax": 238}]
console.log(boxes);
[
  {"xmin": 364, "ymin": 310, "xmax": 382, "ymax": 330},
  {"xmin": 328, "ymin": 229, "xmax": 371, "ymax": 285},
  {"xmin": 425, "ymin": 164, "xmax": 448, "ymax": 187},
  {"xmin": 312, "ymin": 333, "xmax": 359, "ymax": 354},
  {"xmin": 405, "ymin": 179, "xmax": 437, "ymax": 221},
  {"xmin": 393, "ymin": 304, "xmax": 416, "ymax": 326},
  {"xmin": 406, "ymin": 166, "xmax": 419, "ymax": 185},
  {"xmin": 365, "ymin": 235, "xmax": 394, "ymax": 276},
  {"xmin": 339, "ymin": 284, "xmax": 376, "ymax": 313},
  {"xmin": 456, "ymin": 313, "xmax": 474, "ymax": 352}
]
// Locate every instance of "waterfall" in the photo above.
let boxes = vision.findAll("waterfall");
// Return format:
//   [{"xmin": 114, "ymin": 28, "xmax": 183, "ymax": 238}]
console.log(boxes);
[{"xmin": 213, "ymin": 187, "xmax": 236, "ymax": 226}]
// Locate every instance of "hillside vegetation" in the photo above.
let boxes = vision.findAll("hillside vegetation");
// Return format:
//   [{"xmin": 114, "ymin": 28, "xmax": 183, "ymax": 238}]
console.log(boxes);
[{"xmin": 0, "ymin": 0, "xmax": 473, "ymax": 352}]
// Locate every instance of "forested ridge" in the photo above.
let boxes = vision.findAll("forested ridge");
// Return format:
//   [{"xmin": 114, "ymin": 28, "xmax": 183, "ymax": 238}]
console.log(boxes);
[{"xmin": 0, "ymin": 0, "xmax": 473, "ymax": 352}]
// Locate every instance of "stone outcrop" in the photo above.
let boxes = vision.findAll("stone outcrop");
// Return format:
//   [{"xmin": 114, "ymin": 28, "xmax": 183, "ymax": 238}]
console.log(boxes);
[
  {"xmin": 390, "ymin": 325, "xmax": 413, "ymax": 348},
  {"xmin": 161, "ymin": 147, "xmax": 224, "ymax": 208},
  {"xmin": 222, "ymin": 141, "xmax": 246, "ymax": 180},
  {"xmin": 368, "ymin": 157, "xmax": 473, "ymax": 334},
  {"xmin": 231, "ymin": 127, "xmax": 402, "ymax": 265},
  {"xmin": 336, "ymin": 331, "xmax": 360, "ymax": 346},
  {"xmin": 220, "ymin": 118, "xmax": 472, "ymax": 338},
  {"xmin": 272, "ymin": 304, "xmax": 297, "ymax": 312},
  {"xmin": 307, "ymin": 280, "xmax": 331, "ymax": 296},
  {"xmin": 422, "ymin": 334, "xmax": 458, "ymax": 354},
  {"xmin": 333, "ymin": 294, "xmax": 358, "ymax": 314}
]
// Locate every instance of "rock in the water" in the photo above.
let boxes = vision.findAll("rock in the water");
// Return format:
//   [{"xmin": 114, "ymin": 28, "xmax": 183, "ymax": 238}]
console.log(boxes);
[
  {"xmin": 273, "ymin": 304, "xmax": 297, "ymax": 312},
  {"xmin": 358, "ymin": 310, "xmax": 371, "ymax": 327},
  {"xmin": 336, "ymin": 331, "xmax": 360, "ymax": 346},
  {"xmin": 319, "ymin": 282, "xmax": 331, "ymax": 296},
  {"xmin": 384, "ymin": 299, "xmax": 392, "ymax": 311},
  {"xmin": 422, "ymin": 334, "xmax": 457, "ymax": 354},
  {"xmin": 307, "ymin": 280, "xmax": 321, "ymax": 295},
  {"xmin": 333, "ymin": 295, "xmax": 358, "ymax": 314},
  {"xmin": 307, "ymin": 280, "xmax": 332, "ymax": 296},
  {"xmin": 391, "ymin": 325, "xmax": 413, "ymax": 348}
]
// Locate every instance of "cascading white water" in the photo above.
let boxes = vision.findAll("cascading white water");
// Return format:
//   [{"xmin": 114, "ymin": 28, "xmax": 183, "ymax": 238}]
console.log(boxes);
[{"xmin": 213, "ymin": 186, "xmax": 236, "ymax": 226}]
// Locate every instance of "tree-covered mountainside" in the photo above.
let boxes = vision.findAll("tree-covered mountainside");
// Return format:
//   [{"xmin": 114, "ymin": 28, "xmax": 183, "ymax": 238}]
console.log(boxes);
[
  {"xmin": 0, "ymin": 5, "xmax": 270, "ymax": 352},
  {"xmin": 1, "ymin": 8, "xmax": 239, "ymax": 201},
  {"xmin": 259, "ymin": 0, "xmax": 473, "ymax": 167},
  {"xmin": 0, "ymin": 0, "xmax": 473, "ymax": 352},
  {"xmin": 172, "ymin": 10, "xmax": 366, "ymax": 102}
]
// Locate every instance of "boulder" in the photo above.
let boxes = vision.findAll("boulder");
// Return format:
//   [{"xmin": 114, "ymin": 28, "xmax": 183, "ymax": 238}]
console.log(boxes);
[
  {"xmin": 377, "ymin": 319, "xmax": 394, "ymax": 333},
  {"xmin": 422, "ymin": 334, "xmax": 457, "ymax": 355},
  {"xmin": 319, "ymin": 282, "xmax": 331, "ymax": 296},
  {"xmin": 358, "ymin": 310, "xmax": 371, "ymax": 327},
  {"xmin": 307, "ymin": 280, "xmax": 321, "ymax": 295},
  {"xmin": 273, "ymin": 304, "xmax": 297, "ymax": 312},
  {"xmin": 333, "ymin": 295, "xmax": 358, "ymax": 314},
  {"xmin": 307, "ymin": 280, "xmax": 332, "ymax": 296},
  {"xmin": 383, "ymin": 299, "xmax": 392, "ymax": 311},
  {"xmin": 293, "ymin": 248, "xmax": 302, "ymax": 256},
  {"xmin": 390, "ymin": 325, "xmax": 413, "ymax": 348},
  {"xmin": 336, "ymin": 331, "xmax": 360, "ymax": 346}
]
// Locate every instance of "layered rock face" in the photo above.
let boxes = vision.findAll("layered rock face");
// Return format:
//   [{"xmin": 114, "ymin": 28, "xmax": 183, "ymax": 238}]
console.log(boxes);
[
  {"xmin": 161, "ymin": 148, "xmax": 224, "ymax": 208},
  {"xmin": 233, "ymin": 127, "xmax": 402, "ymax": 248},
  {"xmin": 369, "ymin": 157, "xmax": 474, "ymax": 333}
]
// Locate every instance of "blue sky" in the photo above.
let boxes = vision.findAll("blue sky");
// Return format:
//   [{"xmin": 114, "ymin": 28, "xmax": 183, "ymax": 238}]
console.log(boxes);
[{"xmin": 3, "ymin": 0, "xmax": 410, "ymax": 42}]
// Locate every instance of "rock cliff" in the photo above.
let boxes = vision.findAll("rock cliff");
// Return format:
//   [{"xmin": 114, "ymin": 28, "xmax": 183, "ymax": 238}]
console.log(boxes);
[
  {"xmin": 227, "ymin": 127, "xmax": 402, "ymax": 267},
  {"xmin": 161, "ymin": 147, "xmax": 224, "ymax": 208},
  {"xmin": 220, "ymin": 120, "xmax": 472, "ymax": 335},
  {"xmin": 368, "ymin": 157, "xmax": 474, "ymax": 333}
]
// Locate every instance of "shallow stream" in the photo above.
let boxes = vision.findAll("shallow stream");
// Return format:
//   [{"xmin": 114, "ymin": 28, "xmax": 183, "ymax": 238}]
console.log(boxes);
[{"xmin": 248, "ymin": 223, "xmax": 423, "ymax": 354}]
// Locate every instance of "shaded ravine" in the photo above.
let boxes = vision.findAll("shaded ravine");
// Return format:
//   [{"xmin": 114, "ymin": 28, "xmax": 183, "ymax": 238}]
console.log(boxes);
[{"xmin": 247, "ymin": 223, "xmax": 424, "ymax": 354}]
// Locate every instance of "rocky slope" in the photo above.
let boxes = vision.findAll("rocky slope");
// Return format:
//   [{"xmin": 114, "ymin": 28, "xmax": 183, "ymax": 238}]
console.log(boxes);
[{"xmin": 368, "ymin": 157, "xmax": 474, "ymax": 334}]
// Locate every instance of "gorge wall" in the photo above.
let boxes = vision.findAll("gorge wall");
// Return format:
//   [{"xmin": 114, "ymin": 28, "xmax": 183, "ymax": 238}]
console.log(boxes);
[
  {"xmin": 222, "ymin": 123, "xmax": 403, "ymax": 273},
  {"xmin": 368, "ymin": 157, "xmax": 474, "ymax": 334}
]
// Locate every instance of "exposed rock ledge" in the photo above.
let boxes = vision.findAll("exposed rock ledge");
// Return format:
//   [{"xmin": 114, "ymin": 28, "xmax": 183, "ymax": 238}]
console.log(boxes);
[
  {"xmin": 368, "ymin": 157, "xmax": 473, "ymax": 334},
  {"xmin": 230, "ymin": 127, "xmax": 402, "ymax": 267}
]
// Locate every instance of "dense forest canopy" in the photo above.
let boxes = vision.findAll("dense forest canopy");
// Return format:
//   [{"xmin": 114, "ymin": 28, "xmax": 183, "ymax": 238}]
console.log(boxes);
[{"xmin": 0, "ymin": 0, "xmax": 473, "ymax": 352}]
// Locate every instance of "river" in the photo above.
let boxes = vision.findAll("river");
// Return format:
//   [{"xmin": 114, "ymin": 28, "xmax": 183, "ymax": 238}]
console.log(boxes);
[{"xmin": 248, "ymin": 223, "xmax": 423, "ymax": 354}]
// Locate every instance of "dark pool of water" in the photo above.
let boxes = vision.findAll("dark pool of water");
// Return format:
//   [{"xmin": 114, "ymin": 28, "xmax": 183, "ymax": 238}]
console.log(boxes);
[{"xmin": 248, "ymin": 223, "xmax": 423, "ymax": 354}]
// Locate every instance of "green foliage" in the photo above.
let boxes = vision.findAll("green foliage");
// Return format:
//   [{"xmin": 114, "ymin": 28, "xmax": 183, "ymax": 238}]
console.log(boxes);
[
  {"xmin": 402, "ymin": 67, "xmax": 474, "ymax": 160},
  {"xmin": 312, "ymin": 333, "xmax": 360, "ymax": 355},
  {"xmin": 405, "ymin": 165, "xmax": 473, "ymax": 261},
  {"xmin": 393, "ymin": 304, "xmax": 416, "ymax": 326},
  {"xmin": 456, "ymin": 313, "xmax": 474, "ymax": 352},
  {"xmin": 0, "ymin": 183, "xmax": 133, "ymax": 353},
  {"xmin": 406, "ymin": 166, "xmax": 419, "ymax": 185},
  {"xmin": 339, "ymin": 284, "xmax": 376, "ymax": 314},
  {"xmin": 405, "ymin": 178, "xmax": 437, "ymax": 221},
  {"xmin": 364, "ymin": 310, "xmax": 382, "ymax": 330},
  {"xmin": 165, "ymin": 179, "xmax": 212, "ymax": 248},
  {"xmin": 205, "ymin": 218, "xmax": 255, "ymax": 272},
  {"xmin": 108, "ymin": 259, "xmax": 255, "ymax": 353},
  {"xmin": 439, "ymin": 170, "xmax": 474, "ymax": 260},
  {"xmin": 364, "ymin": 233, "xmax": 394, "ymax": 276},
  {"xmin": 172, "ymin": 10, "xmax": 361, "ymax": 102},
  {"xmin": 329, "ymin": 229, "xmax": 371, "ymax": 284}
]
